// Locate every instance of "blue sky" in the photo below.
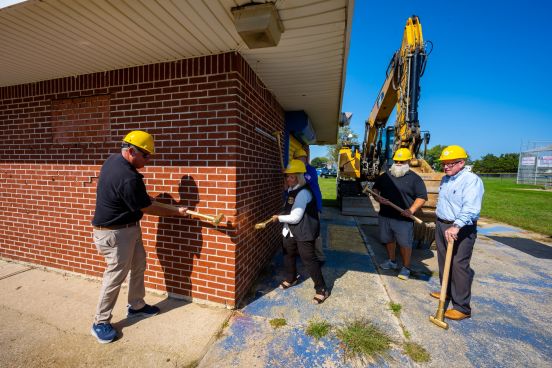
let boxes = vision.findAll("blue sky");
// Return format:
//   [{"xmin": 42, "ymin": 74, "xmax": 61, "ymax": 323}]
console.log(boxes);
[
  {"xmin": 0, "ymin": 0, "xmax": 24, "ymax": 9},
  {"xmin": 310, "ymin": 0, "xmax": 551, "ymax": 161}
]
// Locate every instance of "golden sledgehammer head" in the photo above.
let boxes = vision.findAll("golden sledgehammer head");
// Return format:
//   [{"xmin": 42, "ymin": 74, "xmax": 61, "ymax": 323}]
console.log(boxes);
[
  {"xmin": 212, "ymin": 213, "xmax": 225, "ymax": 225},
  {"xmin": 429, "ymin": 315, "xmax": 449, "ymax": 329},
  {"xmin": 429, "ymin": 301, "xmax": 449, "ymax": 329}
]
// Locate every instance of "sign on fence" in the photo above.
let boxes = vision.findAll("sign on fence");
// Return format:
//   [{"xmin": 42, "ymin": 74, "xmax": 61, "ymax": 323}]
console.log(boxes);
[
  {"xmin": 521, "ymin": 157, "xmax": 535, "ymax": 166},
  {"xmin": 537, "ymin": 156, "xmax": 552, "ymax": 168}
]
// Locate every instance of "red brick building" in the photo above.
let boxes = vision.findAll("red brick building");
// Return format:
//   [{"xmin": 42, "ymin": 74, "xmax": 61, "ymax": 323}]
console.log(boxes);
[{"xmin": 0, "ymin": 0, "xmax": 352, "ymax": 308}]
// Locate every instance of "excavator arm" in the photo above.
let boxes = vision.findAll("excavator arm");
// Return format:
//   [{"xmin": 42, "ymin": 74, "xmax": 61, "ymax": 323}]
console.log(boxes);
[{"xmin": 362, "ymin": 15, "xmax": 431, "ymax": 177}]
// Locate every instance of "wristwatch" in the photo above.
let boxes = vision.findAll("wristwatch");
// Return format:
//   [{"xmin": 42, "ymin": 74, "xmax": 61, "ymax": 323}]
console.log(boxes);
[{"xmin": 452, "ymin": 223, "xmax": 461, "ymax": 229}]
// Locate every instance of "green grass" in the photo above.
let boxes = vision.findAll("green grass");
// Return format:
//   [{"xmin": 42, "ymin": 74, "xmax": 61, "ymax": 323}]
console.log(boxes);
[
  {"xmin": 319, "ymin": 177, "xmax": 338, "ymax": 208},
  {"xmin": 481, "ymin": 178, "xmax": 552, "ymax": 235},
  {"xmin": 269, "ymin": 318, "xmax": 287, "ymax": 329},
  {"xmin": 305, "ymin": 319, "xmax": 331, "ymax": 340},
  {"xmin": 336, "ymin": 319, "xmax": 392, "ymax": 360},
  {"xmin": 388, "ymin": 302, "xmax": 402, "ymax": 317},
  {"xmin": 319, "ymin": 176, "xmax": 552, "ymax": 236},
  {"xmin": 403, "ymin": 342, "xmax": 431, "ymax": 363}
]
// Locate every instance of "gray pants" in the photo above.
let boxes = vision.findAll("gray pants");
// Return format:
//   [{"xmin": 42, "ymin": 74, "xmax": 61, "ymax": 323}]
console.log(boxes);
[
  {"xmin": 93, "ymin": 226, "xmax": 146, "ymax": 324},
  {"xmin": 435, "ymin": 220, "xmax": 477, "ymax": 315}
]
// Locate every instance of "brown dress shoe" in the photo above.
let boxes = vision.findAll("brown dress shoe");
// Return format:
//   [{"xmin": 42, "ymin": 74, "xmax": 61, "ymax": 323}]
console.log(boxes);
[
  {"xmin": 444, "ymin": 309, "xmax": 471, "ymax": 320},
  {"xmin": 430, "ymin": 291, "xmax": 450, "ymax": 300}
]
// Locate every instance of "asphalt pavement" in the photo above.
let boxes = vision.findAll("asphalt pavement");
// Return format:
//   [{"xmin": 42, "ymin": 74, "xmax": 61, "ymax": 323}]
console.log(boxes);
[{"xmin": 202, "ymin": 206, "xmax": 552, "ymax": 367}]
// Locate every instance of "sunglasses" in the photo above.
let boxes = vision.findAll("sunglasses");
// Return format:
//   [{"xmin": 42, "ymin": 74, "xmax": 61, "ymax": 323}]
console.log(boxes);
[
  {"xmin": 442, "ymin": 160, "xmax": 462, "ymax": 168},
  {"xmin": 133, "ymin": 146, "xmax": 151, "ymax": 159}
]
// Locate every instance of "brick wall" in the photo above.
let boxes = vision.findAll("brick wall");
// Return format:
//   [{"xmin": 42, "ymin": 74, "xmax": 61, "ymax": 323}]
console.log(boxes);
[
  {"xmin": 230, "ymin": 56, "xmax": 285, "ymax": 301},
  {"xmin": 0, "ymin": 52, "xmax": 284, "ymax": 307}
]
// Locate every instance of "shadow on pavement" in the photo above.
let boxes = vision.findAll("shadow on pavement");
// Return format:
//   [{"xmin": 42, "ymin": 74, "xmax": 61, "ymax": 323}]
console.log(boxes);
[
  {"xmin": 486, "ymin": 236, "xmax": 552, "ymax": 259},
  {"xmin": 238, "ymin": 247, "xmax": 377, "ymax": 309},
  {"xmin": 240, "ymin": 214, "xmax": 437, "ymax": 309},
  {"xmin": 359, "ymin": 223, "xmax": 435, "ymax": 281},
  {"xmin": 112, "ymin": 298, "xmax": 191, "ymax": 334}
]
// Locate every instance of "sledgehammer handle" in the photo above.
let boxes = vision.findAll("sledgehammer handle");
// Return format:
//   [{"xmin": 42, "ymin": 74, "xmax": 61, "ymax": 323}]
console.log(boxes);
[
  {"xmin": 363, "ymin": 187, "xmax": 423, "ymax": 224},
  {"xmin": 153, "ymin": 201, "xmax": 223, "ymax": 224},
  {"xmin": 272, "ymin": 131, "xmax": 284, "ymax": 170},
  {"xmin": 255, "ymin": 217, "xmax": 273, "ymax": 230},
  {"xmin": 440, "ymin": 240, "xmax": 454, "ymax": 302},
  {"xmin": 429, "ymin": 239, "xmax": 454, "ymax": 329},
  {"xmin": 186, "ymin": 210, "xmax": 224, "ymax": 225}
]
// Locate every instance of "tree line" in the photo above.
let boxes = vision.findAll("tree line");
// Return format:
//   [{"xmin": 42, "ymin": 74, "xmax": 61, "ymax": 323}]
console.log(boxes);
[
  {"xmin": 311, "ymin": 132, "xmax": 520, "ymax": 174},
  {"xmin": 424, "ymin": 145, "xmax": 519, "ymax": 173}
]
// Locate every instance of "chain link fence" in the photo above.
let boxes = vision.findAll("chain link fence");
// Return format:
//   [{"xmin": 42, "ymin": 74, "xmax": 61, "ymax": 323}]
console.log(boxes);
[{"xmin": 517, "ymin": 142, "xmax": 552, "ymax": 188}]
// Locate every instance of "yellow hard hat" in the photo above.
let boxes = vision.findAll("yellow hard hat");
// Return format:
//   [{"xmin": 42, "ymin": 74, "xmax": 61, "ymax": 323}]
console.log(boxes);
[
  {"xmin": 392, "ymin": 148, "xmax": 413, "ymax": 161},
  {"xmin": 439, "ymin": 145, "xmax": 468, "ymax": 161},
  {"xmin": 123, "ymin": 130, "xmax": 155, "ymax": 154},
  {"xmin": 293, "ymin": 148, "xmax": 308, "ymax": 159},
  {"xmin": 284, "ymin": 159, "xmax": 306, "ymax": 174}
]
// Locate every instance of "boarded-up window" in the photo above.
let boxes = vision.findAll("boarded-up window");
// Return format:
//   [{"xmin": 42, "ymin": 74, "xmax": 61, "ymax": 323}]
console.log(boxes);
[{"xmin": 51, "ymin": 95, "xmax": 110, "ymax": 143}]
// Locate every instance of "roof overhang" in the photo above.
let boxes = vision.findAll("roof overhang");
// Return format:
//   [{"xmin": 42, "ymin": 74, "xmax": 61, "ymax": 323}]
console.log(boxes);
[{"xmin": 0, "ymin": 0, "xmax": 353, "ymax": 144}]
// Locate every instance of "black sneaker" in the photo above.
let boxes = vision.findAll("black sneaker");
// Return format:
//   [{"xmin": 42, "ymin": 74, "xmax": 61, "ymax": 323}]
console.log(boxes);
[
  {"xmin": 91, "ymin": 323, "xmax": 117, "ymax": 343},
  {"xmin": 127, "ymin": 304, "xmax": 160, "ymax": 318}
]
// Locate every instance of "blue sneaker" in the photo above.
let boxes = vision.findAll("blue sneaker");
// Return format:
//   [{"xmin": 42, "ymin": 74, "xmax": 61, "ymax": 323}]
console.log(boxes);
[
  {"xmin": 398, "ymin": 266, "xmax": 411, "ymax": 280},
  {"xmin": 91, "ymin": 323, "xmax": 116, "ymax": 343},
  {"xmin": 380, "ymin": 259, "xmax": 399, "ymax": 270},
  {"xmin": 127, "ymin": 304, "xmax": 160, "ymax": 318}
]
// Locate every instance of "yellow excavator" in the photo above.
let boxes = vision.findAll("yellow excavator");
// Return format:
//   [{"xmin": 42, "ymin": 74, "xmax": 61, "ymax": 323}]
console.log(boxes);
[{"xmin": 337, "ymin": 15, "xmax": 442, "ymax": 245}]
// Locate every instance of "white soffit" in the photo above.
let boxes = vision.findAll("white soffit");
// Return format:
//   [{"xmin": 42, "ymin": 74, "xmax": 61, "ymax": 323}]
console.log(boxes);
[{"xmin": 0, "ymin": 0, "xmax": 353, "ymax": 144}]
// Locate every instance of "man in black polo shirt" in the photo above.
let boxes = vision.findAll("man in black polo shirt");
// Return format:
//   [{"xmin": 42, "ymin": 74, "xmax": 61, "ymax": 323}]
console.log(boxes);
[
  {"xmin": 372, "ymin": 148, "xmax": 427, "ymax": 280},
  {"xmin": 91, "ymin": 130, "xmax": 189, "ymax": 344}
]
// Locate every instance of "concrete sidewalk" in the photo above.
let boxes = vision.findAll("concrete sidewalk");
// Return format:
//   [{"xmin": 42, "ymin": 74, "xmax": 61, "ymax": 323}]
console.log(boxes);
[{"xmin": 0, "ymin": 261, "xmax": 231, "ymax": 368}]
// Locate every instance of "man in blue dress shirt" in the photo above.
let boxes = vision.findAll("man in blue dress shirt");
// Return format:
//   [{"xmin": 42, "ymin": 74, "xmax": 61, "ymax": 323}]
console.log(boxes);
[{"xmin": 433, "ymin": 145, "xmax": 484, "ymax": 321}]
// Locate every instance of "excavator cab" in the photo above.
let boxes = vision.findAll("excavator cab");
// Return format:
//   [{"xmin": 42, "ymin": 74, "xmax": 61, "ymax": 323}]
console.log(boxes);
[{"xmin": 337, "ymin": 134, "xmax": 362, "ymax": 207}]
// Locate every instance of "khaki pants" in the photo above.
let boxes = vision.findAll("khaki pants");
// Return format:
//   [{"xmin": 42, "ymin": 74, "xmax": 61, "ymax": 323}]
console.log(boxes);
[{"xmin": 93, "ymin": 226, "xmax": 146, "ymax": 324}]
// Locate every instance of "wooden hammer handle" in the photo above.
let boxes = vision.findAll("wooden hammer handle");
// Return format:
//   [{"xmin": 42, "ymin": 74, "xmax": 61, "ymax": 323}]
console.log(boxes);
[
  {"xmin": 272, "ymin": 131, "xmax": 284, "ymax": 170},
  {"xmin": 255, "ymin": 217, "xmax": 274, "ymax": 230},
  {"xmin": 153, "ymin": 201, "xmax": 222, "ymax": 224},
  {"xmin": 440, "ymin": 240, "xmax": 454, "ymax": 302},
  {"xmin": 363, "ymin": 187, "xmax": 423, "ymax": 224},
  {"xmin": 153, "ymin": 200, "xmax": 182, "ymax": 213},
  {"xmin": 186, "ymin": 210, "xmax": 217, "ymax": 222}
]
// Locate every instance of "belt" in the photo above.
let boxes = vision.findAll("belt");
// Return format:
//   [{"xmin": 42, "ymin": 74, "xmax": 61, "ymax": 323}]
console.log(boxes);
[
  {"xmin": 437, "ymin": 217, "xmax": 454, "ymax": 224},
  {"xmin": 93, "ymin": 222, "xmax": 138, "ymax": 230}
]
